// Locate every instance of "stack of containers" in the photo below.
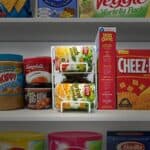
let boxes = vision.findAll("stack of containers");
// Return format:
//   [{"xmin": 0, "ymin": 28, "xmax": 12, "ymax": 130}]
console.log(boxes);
[
  {"xmin": 51, "ymin": 45, "xmax": 97, "ymax": 112},
  {"xmin": 23, "ymin": 57, "xmax": 52, "ymax": 109}
]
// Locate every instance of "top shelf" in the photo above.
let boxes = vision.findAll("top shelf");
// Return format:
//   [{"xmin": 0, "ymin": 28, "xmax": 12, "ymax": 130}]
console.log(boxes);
[{"xmin": 0, "ymin": 18, "xmax": 150, "ymax": 42}]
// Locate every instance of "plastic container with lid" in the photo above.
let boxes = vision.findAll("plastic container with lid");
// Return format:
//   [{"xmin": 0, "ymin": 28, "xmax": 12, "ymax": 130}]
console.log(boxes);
[
  {"xmin": 25, "ymin": 83, "xmax": 52, "ymax": 109},
  {"xmin": 24, "ymin": 56, "xmax": 51, "ymax": 84},
  {"xmin": 48, "ymin": 131, "xmax": 103, "ymax": 150},
  {"xmin": 0, "ymin": 131, "xmax": 45, "ymax": 150},
  {"xmin": 0, "ymin": 54, "xmax": 24, "ymax": 110}
]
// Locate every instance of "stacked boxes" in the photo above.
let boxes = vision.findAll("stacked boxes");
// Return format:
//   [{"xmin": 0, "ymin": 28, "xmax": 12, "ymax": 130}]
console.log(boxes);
[{"xmin": 96, "ymin": 27, "xmax": 116, "ymax": 109}]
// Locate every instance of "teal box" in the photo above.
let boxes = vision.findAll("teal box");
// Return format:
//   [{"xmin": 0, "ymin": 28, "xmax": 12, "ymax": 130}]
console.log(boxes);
[{"xmin": 38, "ymin": 0, "xmax": 78, "ymax": 17}]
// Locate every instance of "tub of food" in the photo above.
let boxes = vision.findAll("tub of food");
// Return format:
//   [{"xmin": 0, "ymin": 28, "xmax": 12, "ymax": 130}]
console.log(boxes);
[
  {"xmin": 48, "ymin": 131, "xmax": 103, "ymax": 150},
  {"xmin": 0, "ymin": 54, "xmax": 24, "ymax": 110},
  {"xmin": 0, "ymin": 131, "xmax": 45, "ymax": 150},
  {"xmin": 25, "ymin": 83, "xmax": 52, "ymax": 109},
  {"xmin": 24, "ymin": 57, "xmax": 51, "ymax": 84}
]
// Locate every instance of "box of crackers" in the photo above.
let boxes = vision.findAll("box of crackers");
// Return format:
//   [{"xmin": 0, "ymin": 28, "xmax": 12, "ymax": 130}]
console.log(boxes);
[
  {"xmin": 96, "ymin": 27, "xmax": 116, "ymax": 109},
  {"xmin": 79, "ymin": 0, "xmax": 150, "ymax": 18},
  {"xmin": 0, "ymin": 0, "xmax": 32, "ymax": 17},
  {"xmin": 117, "ymin": 50, "xmax": 150, "ymax": 110}
]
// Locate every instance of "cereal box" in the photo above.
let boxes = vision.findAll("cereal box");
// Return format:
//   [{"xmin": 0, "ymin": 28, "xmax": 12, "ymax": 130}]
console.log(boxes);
[
  {"xmin": 96, "ymin": 27, "xmax": 116, "ymax": 109},
  {"xmin": 79, "ymin": 0, "xmax": 150, "ymax": 18},
  {"xmin": 117, "ymin": 50, "xmax": 150, "ymax": 110},
  {"xmin": 0, "ymin": 0, "xmax": 32, "ymax": 17},
  {"xmin": 37, "ymin": 0, "xmax": 77, "ymax": 18},
  {"xmin": 107, "ymin": 131, "xmax": 150, "ymax": 150}
]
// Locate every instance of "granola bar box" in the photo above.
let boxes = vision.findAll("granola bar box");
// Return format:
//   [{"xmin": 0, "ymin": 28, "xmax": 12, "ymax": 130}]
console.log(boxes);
[
  {"xmin": 117, "ymin": 50, "xmax": 150, "ymax": 110},
  {"xmin": 96, "ymin": 27, "xmax": 116, "ymax": 109},
  {"xmin": 79, "ymin": 0, "xmax": 150, "ymax": 18}
]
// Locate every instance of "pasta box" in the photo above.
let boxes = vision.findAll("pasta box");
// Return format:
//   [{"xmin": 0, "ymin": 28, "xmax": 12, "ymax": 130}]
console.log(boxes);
[
  {"xmin": 117, "ymin": 50, "xmax": 150, "ymax": 110},
  {"xmin": 107, "ymin": 131, "xmax": 150, "ymax": 150},
  {"xmin": 37, "ymin": 0, "xmax": 78, "ymax": 18}
]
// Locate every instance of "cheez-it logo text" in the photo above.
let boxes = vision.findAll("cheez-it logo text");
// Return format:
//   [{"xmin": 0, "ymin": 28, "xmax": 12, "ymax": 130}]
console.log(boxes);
[{"xmin": 118, "ymin": 58, "xmax": 150, "ymax": 73}]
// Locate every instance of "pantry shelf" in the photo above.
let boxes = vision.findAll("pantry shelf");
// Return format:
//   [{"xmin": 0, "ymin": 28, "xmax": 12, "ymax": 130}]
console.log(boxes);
[
  {"xmin": 0, "ymin": 18, "xmax": 150, "ymax": 42},
  {"xmin": 0, "ymin": 109, "xmax": 150, "ymax": 122}
]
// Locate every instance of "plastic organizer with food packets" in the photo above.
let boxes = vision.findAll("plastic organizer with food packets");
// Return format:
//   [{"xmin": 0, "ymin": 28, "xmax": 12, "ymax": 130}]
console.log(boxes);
[{"xmin": 51, "ymin": 45, "xmax": 97, "ymax": 112}]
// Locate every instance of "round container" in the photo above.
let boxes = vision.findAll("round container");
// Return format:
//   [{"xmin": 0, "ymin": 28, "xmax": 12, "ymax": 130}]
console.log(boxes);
[
  {"xmin": 48, "ymin": 131, "xmax": 103, "ymax": 150},
  {"xmin": 24, "ymin": 57, "xmax": 51, "ymax": 84},
  {"xmin": 0, "ymin": 131, "xmax": 45, "ymax": 150},
  {"xmin": 25, "ymin": 83, "xmax": 52, "ymax": 109},
  {"xmin": 0, "ymin": 54, "xmax": 24, "ymax": 110}
]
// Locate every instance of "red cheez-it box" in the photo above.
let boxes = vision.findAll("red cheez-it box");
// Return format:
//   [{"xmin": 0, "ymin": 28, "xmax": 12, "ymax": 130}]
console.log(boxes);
[
  {"xmin": 117, "ymin": 50, "xmax": 150, "ymax": 110},
  {"xmin": 96, "ymin": 27, "xmax": 116, "ymax": 109}
]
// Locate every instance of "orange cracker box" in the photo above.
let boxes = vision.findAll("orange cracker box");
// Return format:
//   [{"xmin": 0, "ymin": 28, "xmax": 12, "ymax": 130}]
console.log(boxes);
[
  {"xmin": 96, "ymin": 27, "xmax": 116, "ymax": 109},
  {"xmin": 117, "ymin": 50, "xmax": 150, "ymax": 110}
]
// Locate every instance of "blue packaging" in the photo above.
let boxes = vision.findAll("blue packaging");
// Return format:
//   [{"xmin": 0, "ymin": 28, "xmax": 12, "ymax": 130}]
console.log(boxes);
[
  {"xmin": 0, "ymin": 0, "xmax": 32, "ymax": 17},
  {"xmin": 38, "ymin": 0, "xmax": 77, "ymax": 18},
  {"xmin": 107, "ymin": 131, "xmax": 150, "ymax": 150}
]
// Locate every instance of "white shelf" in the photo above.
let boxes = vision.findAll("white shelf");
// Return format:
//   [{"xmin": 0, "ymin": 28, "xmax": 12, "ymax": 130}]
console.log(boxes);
[
  {"xmin": 0, "ymin": 18, "xmax": 150, "ymax": 42},
  {"xmin": 0, "ymin": 109, "xmax": 150, "ymax": 122}
]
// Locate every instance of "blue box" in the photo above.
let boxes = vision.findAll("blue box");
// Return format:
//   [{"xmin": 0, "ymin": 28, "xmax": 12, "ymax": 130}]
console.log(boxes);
[
  {"xmin": 107, "ymin": 131, "xmax": 150, "ymax": 150},
  {"xmin": 38, "ymin": 0, "xmax": 77, "ymax": 18}
]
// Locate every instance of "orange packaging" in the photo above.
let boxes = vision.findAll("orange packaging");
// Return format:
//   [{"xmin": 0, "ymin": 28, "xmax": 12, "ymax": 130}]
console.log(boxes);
[
  {"xmin": 96, "ymin": 27, "xmax": 116, "ymax": 109},
  {"xmin": 117, "ymin": 50, "xmax": 150, "ymax": 110}
]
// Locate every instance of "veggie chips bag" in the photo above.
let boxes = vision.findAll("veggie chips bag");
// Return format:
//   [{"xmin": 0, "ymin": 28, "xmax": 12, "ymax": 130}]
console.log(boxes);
[{"xmin": 0, "ymin": 0, "xmax": 32, "ymax": 17}]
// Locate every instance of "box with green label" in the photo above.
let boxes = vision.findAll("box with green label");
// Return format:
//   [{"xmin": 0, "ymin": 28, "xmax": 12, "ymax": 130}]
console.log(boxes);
[{"xmin": 79, "ymin": 0, "xmax": 150, "ymax": 17}]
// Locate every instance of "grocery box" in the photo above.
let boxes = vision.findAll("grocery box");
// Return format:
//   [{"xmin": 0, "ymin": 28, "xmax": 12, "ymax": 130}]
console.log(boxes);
[
  {"xmin": 79, "ymin": 0, "xmax": 150, "ymax": 18},
  {"xmin": 117, "ymin": 49, "xmax": 150, "ymax": 110},
  {"xmin": 107, "ymin": 131, "xmax": 150, "ymax": 150},
  {"xmin": 0, "ymin": 0, "xmax": 32, "ymax": 17},
  {"xmin": 96, "ymin": 27, "xmax": 116, "ymax": 109},
  {"xmin": 37, "ymin": 0, "xmax": 77, "ymax": 18},
  {"xmin": 55, "ymin": 83, "xmax": 96, "ymax": 112},
  {"xmin": 52, "ymin": 45, "xmax": 95, "ymax": 73}
]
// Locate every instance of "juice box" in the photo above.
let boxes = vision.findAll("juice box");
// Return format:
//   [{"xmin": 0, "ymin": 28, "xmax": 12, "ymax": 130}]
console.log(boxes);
[
  {"xmin": 107, "ymin": 131, "xmax": 150, "ymax": 150},
  {"xmin": 117, "ymin": 50, "xmax": 150, "ymax": 110},
  {"xmin": 37, "ymin": 0, "xmax": 77, "ymax": 18},
  {"xmin": 96, "ymin": 27, "xmax": 116, "ymax": 109},
  {"xmin": 79, "ymin": 0, "xmax": 150, "ymax": 18}
]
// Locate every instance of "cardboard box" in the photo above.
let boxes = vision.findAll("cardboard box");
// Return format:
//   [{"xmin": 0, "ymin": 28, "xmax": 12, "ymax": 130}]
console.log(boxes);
[
  {"xmin": 96, "ymin": 27, "xmax": 116, "ymax": 109},
  {"xmin": 79, "ymin": 0, "xmax": 150, "ymax": 18},
  {"xmin": 117, "ymin": 50, "xmax": 150, "ymax": 110},
  {"xmin": 107, "ymin": 131, "xmax": 150, "ymax": 150},
  {"xmin": 37, "ymin": 0, "xmax": 77, "ymax": 18}
]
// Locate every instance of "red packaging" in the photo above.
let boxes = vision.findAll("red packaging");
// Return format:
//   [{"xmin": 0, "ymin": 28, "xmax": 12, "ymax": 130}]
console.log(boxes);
[
  {"xmin": 96, "ymin": 27, "xmax": 116, "ymax": 109},
  {"xmin": 24, "ymin": 57, "xmax": 51, "ymax": 84},
  {"xmin": 117, "ymin": 50, "xmax": 150, "ymax": 110}
]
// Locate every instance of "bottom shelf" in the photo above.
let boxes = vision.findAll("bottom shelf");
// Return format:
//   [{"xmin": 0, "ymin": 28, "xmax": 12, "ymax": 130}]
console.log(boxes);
[{"xmin": 0, "ymin": 109, "xmax": 150, "ymax": 121}]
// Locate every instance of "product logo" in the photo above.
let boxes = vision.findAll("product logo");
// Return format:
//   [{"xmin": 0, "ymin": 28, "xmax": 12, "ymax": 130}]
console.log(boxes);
[
  {"xmin": 43, "ymin": 0, "xmax": 72, "ymax": 8},
  {"xmin": 0, "ymin": 72, "xmax": 16, "ymax": 84},
  {"xmin": 101, "ymin": 33, "xmax": 113, "ymax": 42},
  {"xmin": 96, "ymin": 0, "xmax": 146, "ymax": 9},
  {"xmin": 117, "ymin": 141, "xmax": 145, "ymax": 150},
  {"xmin": 118, "ymin": 58, "xmax": 150, "ymax": 73}
]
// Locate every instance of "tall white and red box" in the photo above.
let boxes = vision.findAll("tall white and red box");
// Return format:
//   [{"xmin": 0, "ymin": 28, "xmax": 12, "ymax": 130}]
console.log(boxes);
[{"xmin": 96, "ymin": 27, "xmax": 116, "ymax": 109}]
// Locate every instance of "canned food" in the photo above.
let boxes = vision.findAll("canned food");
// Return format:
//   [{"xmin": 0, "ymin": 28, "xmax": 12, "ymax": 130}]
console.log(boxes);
[
  {"xmin": 25, "ymin": 83, "xmax": 52, "ymax": 109},
  {"xmin": 24, "ymin": 57, "xmax": 51, "ymax": 84}
]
